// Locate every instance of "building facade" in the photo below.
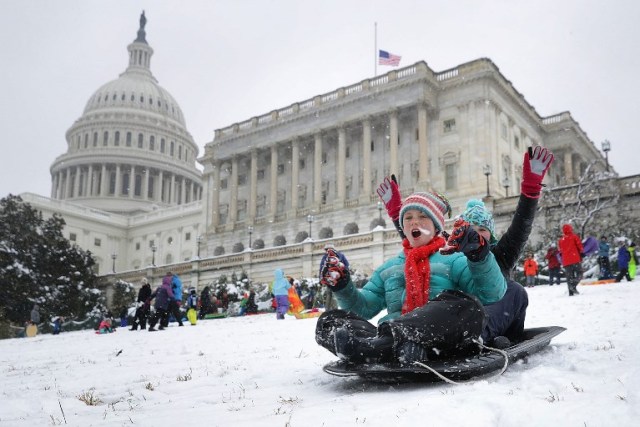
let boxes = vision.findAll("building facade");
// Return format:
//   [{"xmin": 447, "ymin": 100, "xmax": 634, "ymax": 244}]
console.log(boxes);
[{"xmin": 20, "ymin": 14, "xmax": 621, "ymax": 287}]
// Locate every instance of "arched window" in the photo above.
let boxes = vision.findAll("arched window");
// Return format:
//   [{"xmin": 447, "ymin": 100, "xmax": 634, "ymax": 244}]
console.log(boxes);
[
  {"xmin": 103, "ymin": 131, "xmax": 108, "ymax": 146},
  {"xmin": 137, "ymin": 133, "xmax": 144, "ymax": 148},
  {"xmin": 160, "ymin": 138, "xmax": 166, "ymax": 153},
  {"xmin": 149, "ymin": 136, "xmax": 155, "ymax": 151},
  {"xmin": 134, "ymin": 174, "xmax": 142, "ymax": 196},
  {"xmin": 84, "ymin": 133, "xmax": 88, "ymax": 148},
  {"xmin": 122, "ymin": 173, "xmax": 130, "ymax": 196},
  {"xmin": 126, "ymin": 132, "xmax": 132, "ymax": 147},
  {"xmin": 93, "ymin": 132, "xmax": 98, "ymax": 147},
  {"xmin": 178, "ymin": 145, "xmax": 182, "ymax": 160},
  {"xmin": 114, "ymin": 131, "xmax": 120, "ymax": 146},
  {"xmin": 170, "ymin": 141, "xmax": 175, "ymax": 156}
]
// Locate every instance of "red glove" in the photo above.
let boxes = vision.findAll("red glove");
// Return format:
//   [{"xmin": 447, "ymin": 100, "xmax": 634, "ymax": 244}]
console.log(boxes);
[
  {"xmin": 440, "ymin": 219, "xmax": 489, "ymax": 262},
  {"xmin": 376, "ymin": 175, "xmax": 402, "ymax": 221},
  {"xmin": 521, "ymin": 146, "xmax": 554, "ymax": 199},
  {"xmin": 319, "ymin": 249, "xmax": 350, "ymax": 291}
]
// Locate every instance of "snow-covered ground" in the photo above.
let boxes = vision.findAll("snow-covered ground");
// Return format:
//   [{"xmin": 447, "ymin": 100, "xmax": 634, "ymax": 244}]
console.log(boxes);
[{"xmin": 1, "ymin": 281, "xmax": 639, "ymax": 426}]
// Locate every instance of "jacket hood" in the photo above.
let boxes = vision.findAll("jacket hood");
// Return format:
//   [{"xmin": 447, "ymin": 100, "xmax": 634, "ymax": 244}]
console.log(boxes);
[
  {"xmin": 274, "ymin": 269, "xmax": 285, "ymax": 280},
  {"xmin": 562, "ymin": 224, "xmax": 574, "ymax": 235}
]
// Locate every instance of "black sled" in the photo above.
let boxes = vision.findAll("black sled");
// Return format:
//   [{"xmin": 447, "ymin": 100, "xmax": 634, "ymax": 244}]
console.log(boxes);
[{"xmin": 323, "ymin": 326, "xmax": 566, "ymax": 383}]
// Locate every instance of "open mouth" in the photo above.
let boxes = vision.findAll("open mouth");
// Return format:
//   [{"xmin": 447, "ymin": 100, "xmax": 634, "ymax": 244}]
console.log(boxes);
[{"xmin": 411, "ymin": 229, "xmax": 422, "ymax": 238}]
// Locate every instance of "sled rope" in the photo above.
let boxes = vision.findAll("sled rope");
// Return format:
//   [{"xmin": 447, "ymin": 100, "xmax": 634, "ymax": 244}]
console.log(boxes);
[{"xmin": 412, "ymin": 339, "xmax": 510, "ymax": 385}]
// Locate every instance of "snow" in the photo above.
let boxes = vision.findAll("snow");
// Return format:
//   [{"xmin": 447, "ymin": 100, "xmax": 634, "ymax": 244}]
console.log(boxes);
[{"xmin": 1, "ymin": 282, "xmax": 639, "ymax": 426}]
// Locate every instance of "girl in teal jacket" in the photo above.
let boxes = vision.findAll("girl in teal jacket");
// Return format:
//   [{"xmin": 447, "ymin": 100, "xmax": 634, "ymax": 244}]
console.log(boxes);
[{"xmin": 316, "ymin": 190, "xmax": 506, "ymax": 364}]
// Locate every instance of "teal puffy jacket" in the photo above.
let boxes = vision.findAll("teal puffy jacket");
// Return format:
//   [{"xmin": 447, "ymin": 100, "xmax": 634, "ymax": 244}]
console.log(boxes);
[{"xmin": 334, "ymin": 250, "xmax": 506, "ymax": 324}]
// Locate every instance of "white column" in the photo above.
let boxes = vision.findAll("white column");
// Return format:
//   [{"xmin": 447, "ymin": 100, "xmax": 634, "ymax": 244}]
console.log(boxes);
[
  {"xmin": 72, "ymin": 166, "xmax": 80, "ymax": 198},
  {"xmin": 291, "ymin": 139, "xmax": 299, "ymax": 212},
  {"xmin": 212, "ymin": 161, "xmax": 220, "ymax": 227},
  {"xmin": 361, "ymin": 118, "xmax": 372, "ymax": 200},
  {"xmin": 418, "ymin": 104, "xmax": 429, "ymax": 186},
  {"xmin": 249, "ymin": 150, "xmax": 257, "ymax": 220},
  {"xmin": 100, "ymin": 164, "xmax": 108, "ymax": 196},
  {"xmin": 270, "ymin": 145, "xmax": 278, "ymax": 217},
  {"xmin": 313, "ymin": 133, "xmax": 322, "ymax": 206},
  {"xmin": 170, "ymin": 174, "xmax": 176, "ymax": 204},
  {"xmin": 143, "ymin": 167, "xmax": 150, "ymax": 200},
  {"xmin": 389, "ymin": 110, "xmax": 399, "ymax": 177},
  {"xmin": 336, "ymin": 126, "xmax": 346, "ymax": 204},
  {"xmin": 158, "ymin": 170, "xmax": 164, "ymax": 202},
  {"xmin": 230, "ymin": 156, "xmax": 238, "ymax": 223},
  {"xmin": 114, "ymin": 164, "xmax": 122, "ymax": 196},
  {"xmin": 564, "ymin": 150, "xmax": 574, "ymax": 184}
]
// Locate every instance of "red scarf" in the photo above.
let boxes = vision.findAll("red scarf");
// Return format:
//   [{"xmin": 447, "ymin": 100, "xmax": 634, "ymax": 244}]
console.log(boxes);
[{"xmin": 402, "ymin": 236, "xmax": 446, "ymax": 314}]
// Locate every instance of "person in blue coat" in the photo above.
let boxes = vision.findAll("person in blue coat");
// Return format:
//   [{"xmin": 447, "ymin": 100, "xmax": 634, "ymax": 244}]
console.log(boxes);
[
  {"xmin": 271, "ymin": 269, "xmax": 291, "ymax": 319},
  {"xmin": 615, "ymin": 241, "xmax": 632, "ymax": 282},
  {"xmin": 316, "ymin": 190, "xmax": 507, "ymax": 364},
  {"xmin": 598, "ymin": 236, "xmax": 613, "ymax": 280}
]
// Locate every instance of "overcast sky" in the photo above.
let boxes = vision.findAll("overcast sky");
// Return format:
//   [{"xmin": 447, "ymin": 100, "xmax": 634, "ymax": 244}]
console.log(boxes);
[{"xmin": 2, "ymin": 0, "xmax": 638, "ymax": 199}]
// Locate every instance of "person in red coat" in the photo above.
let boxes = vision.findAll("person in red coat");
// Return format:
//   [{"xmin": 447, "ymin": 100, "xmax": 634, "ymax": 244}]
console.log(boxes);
[
  {"xmin": 558, "ymin": 224, "xmax": 584, "ymax": 296},
  {"xmin": 544, "ymin": 244, "xmax": 562, "ymax": 286}
]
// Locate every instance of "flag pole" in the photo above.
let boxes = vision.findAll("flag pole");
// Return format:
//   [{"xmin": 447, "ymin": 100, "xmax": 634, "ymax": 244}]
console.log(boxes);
[{"xmin": 374, "ymin": 22, "xmax": 378, "ymax": 76}]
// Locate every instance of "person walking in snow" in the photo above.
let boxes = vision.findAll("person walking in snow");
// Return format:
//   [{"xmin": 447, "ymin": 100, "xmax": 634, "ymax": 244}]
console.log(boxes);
[
  {"xmin": 545, "ymin": 244, "xmax": 562, "ymax": 285},
  {"xmin": 272, "ymin": 269, "xmax": 291, "ymax": 319},
  {"xmin": 130, "ymin": 278, "xmax": 152, "ymax": 330},
  {"xmin": 558, "ymin": 224, "xmax": 584, "ymax": 296},
  {"xmin": 166, "ymin": 272, "xmax": 184, "ymax": 326},
  {"xmin": 597, "ymin": 236, "xmax": 613, "ymax": 280},
  {"xmin": 628, "ymin": 242, "xmax": 638, "ymax": 280},
  {"xmin": 615, "ymin": 241, "xmax": 632, "ymax": 282},
  {"xmin": 148, "ymin": 277, "xmax": 174, "ymax": 331},
  {"xmin": 523, "ymin": 253, "xmax": 538, "ymax": 288}
]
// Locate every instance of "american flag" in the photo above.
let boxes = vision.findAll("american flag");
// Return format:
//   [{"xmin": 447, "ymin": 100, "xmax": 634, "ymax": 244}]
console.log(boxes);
[{"xmin": 378, "ymin": 50, "xmax": 401, "ymax": 66}]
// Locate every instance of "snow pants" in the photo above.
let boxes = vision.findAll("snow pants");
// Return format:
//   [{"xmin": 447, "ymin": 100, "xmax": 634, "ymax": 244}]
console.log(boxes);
[
  {"xmin": 482, "ymin": 279, "xmax": 528, "ymax": 342},
  {"xmin": 597, "ymin": 256, "xmax": 612, "ymax": 280},
  {"xmin": 275, "ymin": 295, "xmax": 289, "ymax": 319},
  {"xmin": 316, "ymin": 290, "xmax": 485, "ymax": 361},
  {"xmin": 563, "ymin": 263, "xmax": 582, "ymax": 295},
  {"xmin": 548, "ymin": 267, "xmax": 562, "ymax": 285}
]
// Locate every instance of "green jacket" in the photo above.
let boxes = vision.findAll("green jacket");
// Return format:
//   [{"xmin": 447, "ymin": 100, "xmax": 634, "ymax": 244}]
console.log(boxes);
[{"xmin": 334, "ymin": 250, "xmax": 506, "ymax": 324}]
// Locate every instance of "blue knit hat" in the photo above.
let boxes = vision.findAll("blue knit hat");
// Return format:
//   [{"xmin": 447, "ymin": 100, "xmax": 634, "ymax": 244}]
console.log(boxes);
[
  {"xmin": 459, "ymin": 199, "xmax": 497, "ymax": 244},
  {"xmin": 399, "ymin": 191, "xmax": 451, "ymax": 233}
]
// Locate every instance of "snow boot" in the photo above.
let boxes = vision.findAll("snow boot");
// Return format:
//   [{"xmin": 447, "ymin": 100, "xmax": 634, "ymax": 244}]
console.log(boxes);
[
  {"xmin": 397, "ymin": 341, "xmax": 428, "ymax": 365},
  {"xmin": 334, "ymin": 327, "xmax": 393, "ymax": 363}
]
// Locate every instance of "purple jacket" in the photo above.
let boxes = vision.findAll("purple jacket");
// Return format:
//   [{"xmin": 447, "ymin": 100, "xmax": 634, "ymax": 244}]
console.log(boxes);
[{"xmin": 151, "ymin": 282, "xmax": 174, "ymax": 310}]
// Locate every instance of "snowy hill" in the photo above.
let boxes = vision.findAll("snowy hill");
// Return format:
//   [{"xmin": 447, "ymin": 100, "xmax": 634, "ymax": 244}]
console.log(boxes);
[{"xmin": 1, "ymin": 281, "xmax": 638, "ymax": 426}]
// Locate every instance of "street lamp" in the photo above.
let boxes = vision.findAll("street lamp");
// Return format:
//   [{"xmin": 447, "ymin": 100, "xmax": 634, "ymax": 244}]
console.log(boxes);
[
  {"xmin": 601, "ymin": 140, "xmax": 611, "ymax": 172},
  {"xmin": 377, "ymin": 201, "xmax": 383, "ymax": 220},
  {"xmin": 247, "ymin": 226, "xmax": 254, "ymax": 250},
  {"xmin": 151, "ymin": 244, "xmax": 157, "ymax": 266},
  {"xmin": 196, "ymin": 235, "xmax": 203, "ymax": 258},
  {"xmin": 502, "ymin": 176, "xmax": 511, "ymax": 197},
  {"xmin": 111, "ymin": 252, "xmax": 117, "ymax": 273},
  {"xmin": 307, "ymin": 214, "xmax": 314, "ymax": 239},
  {"xmin": 483, "ymin": 164, "xmax": 492, "ymax": 197}
]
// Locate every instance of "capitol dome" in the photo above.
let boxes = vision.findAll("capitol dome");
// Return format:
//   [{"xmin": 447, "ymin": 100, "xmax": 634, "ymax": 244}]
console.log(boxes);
[{"xmin": 50, "ymin": 12, "xmax": 202, "ymax": 215}]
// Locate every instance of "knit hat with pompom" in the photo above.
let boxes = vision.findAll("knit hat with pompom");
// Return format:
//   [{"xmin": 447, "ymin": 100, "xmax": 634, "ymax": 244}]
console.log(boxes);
[{"xmin": 459, "ymin": 199, "xmax": 497, "ymax": 244}]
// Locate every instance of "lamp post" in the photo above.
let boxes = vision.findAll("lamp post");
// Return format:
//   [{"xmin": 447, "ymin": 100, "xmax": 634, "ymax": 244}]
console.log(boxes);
[
  {"xmin": 502, "ymin": 176, "xmax": 511, "ymax": 197},
  {"xmin": 111, "ymin": 252, "xmax": 117, "ymax": 273},
  {"xmin": 307, "ymin": 214, "xmax": 314, "ymax": 239},
  {"xmin": 377, "ymin": 201, "xmax": 383, "ymax": 220},
  {"xmin": 151, "ymin": 244, "xmax": 157, "ymax": 266},
  {"xmin": 483, "ymin": 164, "xmax": 492, "ymax": 197},
  {"xmin": 601, "ymin": 140, "xmax": 611, "ymax": 172},
  {"xmin": 247, "ymin": 226, "xmax": 254, "ymax": 250},
  {"xmin": 196, "ymin": 235, "xmax": 203, "ymax": 258}
]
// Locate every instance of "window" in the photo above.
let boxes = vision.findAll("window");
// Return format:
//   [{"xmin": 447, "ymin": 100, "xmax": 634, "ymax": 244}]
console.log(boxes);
[
  {"xmin": 149, "ymin": 240, "xmax": 155, "ymax": 248},
  {"xmin": 514, "ymin": 135, "xmax": 520, "ymax": 149},
  {"xmin": 93, "ymin": 132, "xmax": 98, "ymax": 147},
  {"xmin": 501, "ymin": 123, "xmax": 507, "ymax": 140},
  {"xmin": 185, "ymin": 232, "xmax": 191, "ymax": 241},
  {"xmin": 238, "ymin": 174, "xmax": 247, "ymax": 186},
  {"xmin": 346, "ymin": 147, "xmax": 350, "ymax": 158},
  {"xmin": 149, "ymin": 135, "xmax": 155, "ymax": 150},
  {"xmin": 103, "ymin": 131, "xmax": 108, "ymax": 146},
  {"xmin": 109, "ymin": 172, "xmax": 116, "ymax": 194},
  {"xmin": 178, "ymin": 145, "xmax": 182, "ymax": 160},
  {"xmin": 135, "ymin": 242, "xmax": 140, "ymax": 250},
  {"xmin": 371, "ymin": 140, "xmax": 375, "ymax": 151},
  {"xmin": 94, "ymin": 238, "xmax": 101, "ymax": 247},
  {"xmin": 443, "ymin": 119, "xmax": 456, "ymax": 133},
  {"xmin": 69, "ymin": 233, "xmax": 77, "ymax": 241},
  {"xmin": 277, "ymin": 164, "xmax": 285, "ymax": 175},
  {"xmin": 170, "ymin": 141, "xmax": 175, "ymax": 156},
  {"xmin": 84, "ymin": 133, "xmax": 88, "ymax": 148},
  {"xmin": 257, "ymin": 169, "xmax": 265, "ymax": 180},
  {"xmin": 160, "ymin": 138, "xmax": 166, "ymax": 153},
  {"xmin": 134, "ymin": 174, "xmax": 142, "ymax": 196},
  {"xmin": 299, "ymin": 159, "xmax": 306, "ymax": 169},
  {"xmin": 122, "ymin": 173, "xmax": 130, "ymax": 195},
  {"xmin": 220, "ymin": 179, "xmax": 228, "ymax": 190},
  {"xmin": 167, "ymin": 237, "xmax": 173, "ymax": 245},
  {"xmin": 138, "ymin": 133, "xmax": 143, "ymax": 148},
  {"xmin": 322, "ymin": 152, "xmax": 328, "ymax": 164},
  {"xmin": 114, "ymin": 131, "xmax": 120, "ymax": 146},
  {"xmin": 126, "ymin": 132, "xmax": 132, "ymax": 147},
  {"xmin": 445, "ymin": 163, "xmax": 457, "ymax": 190}
]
